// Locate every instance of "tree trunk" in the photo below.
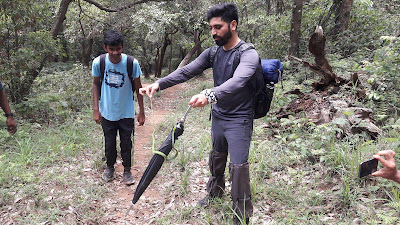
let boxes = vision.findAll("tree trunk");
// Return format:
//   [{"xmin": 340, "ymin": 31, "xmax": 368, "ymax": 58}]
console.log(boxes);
[
  {"xmin": 265, "ymin": 0, "xmax": 271, "ymax": 16},
  {"xmin": 319, "ymin": 1, "xmax": 339, "ymax": 32},
  {"xmin": 51, "ymin": 0, "xmax": 73, "ymax": 38},
  {"xmin": 288, "ymin": 0, "xmax": 303, "ymax": 57},
  {"xmin": 178, "ymin": 42, "xmax": 202, "ymax": 68},
  {"xmin": 169, "ymin": 34, "xmax": 173, "ymax": 73},
  {"xmin": 335, "ymin": 0, "xmax": 353, "ymax": 33},
  {"xmin": 178, "ymin": 32, "xmax": 205, "ymax": 68},
  {"xmin": 194, "ymin": 31, "xmax": 203, "ymax": 57},
  {"xmin": 276, "ymin": 0, "xmax": 285, "ymax": 14},
  {"xmin": 154, "ymin": 47, "xmax": 160, "ymax": 77},
  {"xmin": 142, "ymin": 46, "xmax": 151, "ymax": 78},
  {"xmin": 307, "ymin": 26, "xmax": 345, "ymax": 89},
  {"xmin": 384, "ymin": 0, "xmax": 392, "ymax": 14},
  {"xmin": 330, "ymin": 0, "xmax": 353, "ymax": 38},
  {"xmin": 142, "ymin": 47, "xmax": 149, "ymax": 77},
  {"xmin": 180, "ymin": 47, "xmax": 186, "ymax": 60},
  {"xmin": 154, "ymin": 32, "xmax": 171, "ymax": 77},
  {"xmin": 81, "ymin": 38, "xmax": 93, "ymax": 67}
]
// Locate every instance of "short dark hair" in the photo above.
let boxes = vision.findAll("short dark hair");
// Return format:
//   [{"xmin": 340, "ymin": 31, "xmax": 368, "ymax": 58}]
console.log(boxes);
[
  {"xmin": 206, "ymin": 3, "xmax": 239, "ymax": 25},
  {"xmin": 103, "ymin": 30, "xmax": 124, "ymax": 46}
]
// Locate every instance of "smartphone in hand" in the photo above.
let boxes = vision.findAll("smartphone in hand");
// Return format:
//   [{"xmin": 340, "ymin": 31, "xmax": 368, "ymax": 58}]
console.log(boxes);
[{"xmin": 359, "ymin": 158, "xmax": 378, "ymax": 178}]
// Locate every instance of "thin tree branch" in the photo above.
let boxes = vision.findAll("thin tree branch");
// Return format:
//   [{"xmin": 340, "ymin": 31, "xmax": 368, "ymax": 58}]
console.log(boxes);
[
  {"xmin": 78, "ymin": 0, "xmax": 86, "ymax": 38},
  {"xmin": 82, "ymin": 0, "xmax": 171, "ymax": 12},
  {"xmin": 77, "ymin": 0, "xmax": 112, "ymax": 27},
  {"xmin": 286, "ymin": 55, "xmax": 322, "ymax": 75}
]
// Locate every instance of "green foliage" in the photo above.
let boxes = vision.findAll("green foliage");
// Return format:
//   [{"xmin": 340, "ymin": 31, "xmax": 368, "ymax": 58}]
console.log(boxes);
[
  {"xmin": 332, "ymin": 0, "xmax": 398, "ymax": 57},
  {"xmin": 374, "ymin": 186, "xmax": 400, "ymax": 224},
  {"xmin": 14, "ymin": 63, "xmax": 92, "ymax": 123},
  {"xmin": 0, "ymin": 0, "xmax": 61, "ymax": 102},
  {"xmin": 256, "ymin": 13, "xmax": 292, "ymax": 59},
  {"xmin": 123, "ymin": 1, "xmax": 212, "ymax": 76},
  {"xmin": 352, "ymin": 37, "xmax": 400, "ymax": 122},
  {"xmin": 0, "ymin": 95, "xmax": 103, "ymax": 223},
  {"xmin": 63, "ymin": 0, "xmax": 107, "ymax": 60}
]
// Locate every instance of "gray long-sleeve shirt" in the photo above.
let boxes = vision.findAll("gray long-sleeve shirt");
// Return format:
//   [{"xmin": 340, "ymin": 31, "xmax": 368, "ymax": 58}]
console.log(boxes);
[{"xmin": 157, "ymin": 41, "xmax": 259, "ymax": 117}]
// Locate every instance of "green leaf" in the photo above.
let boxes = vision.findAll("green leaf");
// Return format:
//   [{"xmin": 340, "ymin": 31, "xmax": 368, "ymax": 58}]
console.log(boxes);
[
  {"xmin": 341, "ymin": 110, "xmax": 354, "ymax": 116},
  {"xmin": 368, "ymin": 185, "xmax": 380, "ymax": 192}
]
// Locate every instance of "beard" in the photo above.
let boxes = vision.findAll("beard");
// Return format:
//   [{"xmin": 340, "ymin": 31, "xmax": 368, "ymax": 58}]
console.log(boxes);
[{"xmin": 213, "ymin": 28, "xmax": 232, "ymax": 46}]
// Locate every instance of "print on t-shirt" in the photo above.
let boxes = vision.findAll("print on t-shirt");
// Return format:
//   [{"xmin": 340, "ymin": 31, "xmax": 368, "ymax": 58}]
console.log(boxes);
[{"xmin": 104, "ymin": 69, "xmax": 125, "ymax": 89}]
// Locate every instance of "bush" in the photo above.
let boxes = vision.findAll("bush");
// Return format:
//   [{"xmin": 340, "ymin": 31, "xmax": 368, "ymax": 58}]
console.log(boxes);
[
  {"xmin": 353, "ymin": 37, "xmax": 400, "ymax": 121},
  {"xmin": 15, "ymin": 63, "xmax": 92, "ymax": 124}
]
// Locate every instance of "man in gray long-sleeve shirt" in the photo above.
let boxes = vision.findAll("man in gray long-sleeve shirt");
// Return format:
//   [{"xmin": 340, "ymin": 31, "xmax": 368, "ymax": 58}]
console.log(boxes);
[{"xmin": 140, "ymin": 3, "xmax": 258, "ymax": 224}]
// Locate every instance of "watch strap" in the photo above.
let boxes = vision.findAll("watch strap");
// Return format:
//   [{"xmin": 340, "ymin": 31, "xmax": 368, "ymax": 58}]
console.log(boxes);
[{"xmin": 5, "ymin": 113, "xmax": 14, "ymax": 118}]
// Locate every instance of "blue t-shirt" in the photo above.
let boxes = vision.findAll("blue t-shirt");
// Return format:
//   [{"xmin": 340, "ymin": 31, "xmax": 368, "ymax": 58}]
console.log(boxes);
[{"xmin": 92, "ymin": 53, "xmax": 142, "ymax": 121}]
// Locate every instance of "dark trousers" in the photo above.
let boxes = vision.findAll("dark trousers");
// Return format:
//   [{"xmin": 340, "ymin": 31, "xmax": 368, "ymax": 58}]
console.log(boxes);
[
  {"xmin": 101, "ymin": 118, "xmax": 135, "ymax": 169},
  {"xmin": 211, "ymin": 112, "xmax": 253, "ymax": 164},
  {"xmin": 209, "ymin": 112, "xmax": 254, "ymax": 219}
]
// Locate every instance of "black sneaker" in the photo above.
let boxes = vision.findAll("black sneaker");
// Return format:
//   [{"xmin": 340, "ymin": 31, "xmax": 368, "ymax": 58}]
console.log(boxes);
[
  {"xmin": 103, "ymin": 167, "xmax": 115, "ymax": 182},
  {"xmin": 123, "ymin": 169, "xmax": 134, "ymax": 185},
  {"xmin": 197, "ymin": 195, "xmax": 213, "ymax": 208}
]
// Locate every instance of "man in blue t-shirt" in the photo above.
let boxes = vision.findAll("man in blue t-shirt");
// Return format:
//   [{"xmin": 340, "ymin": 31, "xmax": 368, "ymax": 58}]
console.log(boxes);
[
  {"xmin": 92, "ymin": 30, "xmax": 145, "ymax": 185},
  {"xmin": 0, "ymin": 81, "xmax": 17, "ymax": 135}
]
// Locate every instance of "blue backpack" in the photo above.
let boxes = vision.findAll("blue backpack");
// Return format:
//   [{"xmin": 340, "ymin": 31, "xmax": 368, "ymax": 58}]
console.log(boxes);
[
  {"xmin": 209, "ymin": 43, "xmax": 283, "ymax": 119},
  {"xmin": 261, "ymin": 59, "xmax": 283, "ymax": 85}
]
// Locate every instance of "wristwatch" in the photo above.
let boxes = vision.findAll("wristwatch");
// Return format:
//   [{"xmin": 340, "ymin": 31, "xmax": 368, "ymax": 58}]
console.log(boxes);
[{"xmin": 4, "ymin": 113, "xmax": 13, "ymax": 118}]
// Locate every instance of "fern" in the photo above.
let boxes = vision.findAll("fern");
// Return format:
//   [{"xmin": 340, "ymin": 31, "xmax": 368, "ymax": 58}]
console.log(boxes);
[
  {"xmin": 386, "ymin": 201, "xmax": 400, "ymax": 211},
  {"xmin": 376, "ymin": 213, "xmax": 399, "ymax": 224},
  {"xmin": 377, "ymin": 187, "xmax": 400, "ymax": 224}
]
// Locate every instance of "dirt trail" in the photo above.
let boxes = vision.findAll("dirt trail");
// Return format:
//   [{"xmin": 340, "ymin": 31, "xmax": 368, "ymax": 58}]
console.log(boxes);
[{"xmin": 101, "ymin": 83, "xmax": 189, "ymax": 224}]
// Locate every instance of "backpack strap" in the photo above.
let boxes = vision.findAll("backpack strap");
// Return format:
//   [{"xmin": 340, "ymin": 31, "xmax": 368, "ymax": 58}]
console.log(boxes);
[
  {"xmin": 208, "ymin": 46, "xmax": 220, "ymax": 121},
  {"xmin": 208, "ymin": 45, "xmax": 219, "ymax": 68},
  {"xmin": 232, "ymin": 43, "xmax": 255, "ymax": 70},
  {"xmin": 100, "ymin": 54, "xmax": 106, "ymax": 83},
  {"xmin": 98, "ymin": 54, "xmax": 107, "ymax": 99},
  {"xmin": 126, "ymin": 55, "xmax": 135, "ymax": 94}
]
